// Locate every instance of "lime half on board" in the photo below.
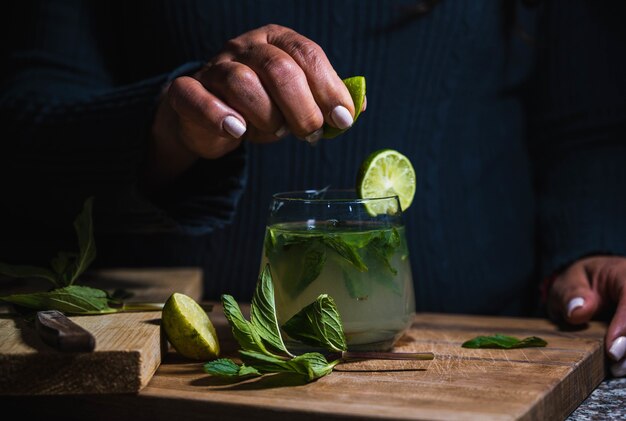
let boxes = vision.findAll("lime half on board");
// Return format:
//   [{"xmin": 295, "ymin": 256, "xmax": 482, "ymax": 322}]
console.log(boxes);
[
  {"xmin": 161, "ymin": 293, "xmax": 220, "ymax": 360},
  {"xmin": 356, "ymin": 149, "xmax": 416, "ymax": 215},
  {"xmin": 322, "ymin": 76, "xmax": 366, "ymax": 139}
]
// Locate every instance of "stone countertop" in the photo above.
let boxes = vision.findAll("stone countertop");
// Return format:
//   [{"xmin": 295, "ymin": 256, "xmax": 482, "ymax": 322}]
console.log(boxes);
[{"xmin": 568, "ymin": 377, "xmax": 626, "ymax": 420}]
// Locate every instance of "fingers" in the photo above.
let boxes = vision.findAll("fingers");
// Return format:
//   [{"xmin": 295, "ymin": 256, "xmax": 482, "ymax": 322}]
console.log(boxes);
[
  {"xmin": 549, "ymin": 261, "xmax": 600, "ymax": 325},
  {"xmin": 198, "ymin": 61, "xmax": 288, "ymax": 139},
  {"xmin": 172, "ymin": 24, "xmax": 356, "ymax": 149},
  {"xmin": 224, "ymin": 24, "xmax": 356, "ymax": 141},
  {"xmin": 166, "ymin": 76, "xmax": 244, "ymax": 158},
  {"xmin": 223, "ymin": 43, "xmax": 324, "ymax": 140},
  {"xmin": 551, "ymin": 256, "xmax": 626, "ymax": 377},
  {"xmin": 608, "ymin": 300, "xmax": 626, "ymax": 376},
  {"xmin": 168, "ymin": 76, "xmax": 246, "ymax": 139},
  {"xmin": 597, "ymin": 260, "xmax": 626, "ymax": 376},
  {"xmin": 268, "ymin": 27, "xmax": 356, "ymax": 127}
]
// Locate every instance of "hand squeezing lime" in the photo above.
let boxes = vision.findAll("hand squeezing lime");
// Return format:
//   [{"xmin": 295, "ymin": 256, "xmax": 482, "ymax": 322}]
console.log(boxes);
[
  {"xmin": 161, "ymin": 293, "xmax": 220, "ymax": 360},
  {"xmin": 356, "ymin": 149, "xmax": 416, "ymax": 215}
]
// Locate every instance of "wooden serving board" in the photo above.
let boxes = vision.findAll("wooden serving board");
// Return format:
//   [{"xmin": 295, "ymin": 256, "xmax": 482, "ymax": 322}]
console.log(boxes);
[
  {"xmin": 2, "ymin": 305, "xmax": 607, "ymax": 420},
  {"xmin": 0, "ymin": 267, "xmax": 203, "ymax": 395}
]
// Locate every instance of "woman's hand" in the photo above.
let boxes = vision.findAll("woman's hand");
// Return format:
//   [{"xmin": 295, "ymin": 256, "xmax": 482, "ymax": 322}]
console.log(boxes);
[
  {"xmin": 548, "ymin": 256, "xmax": 626, "ymax": 377},
  {"xmin": 144, "ymin": 24, "xmax": 360, "ymax": 190}
]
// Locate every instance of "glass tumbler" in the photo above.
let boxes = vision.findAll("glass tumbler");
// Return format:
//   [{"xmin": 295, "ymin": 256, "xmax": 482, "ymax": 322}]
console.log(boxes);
[{"xmin": 260, "ymin": 189, "xmax": 415, "ymax": 351}]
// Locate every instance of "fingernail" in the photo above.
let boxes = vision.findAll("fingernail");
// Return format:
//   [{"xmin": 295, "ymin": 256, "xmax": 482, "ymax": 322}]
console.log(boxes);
[
  {"xmin": 567, "ymin": 297, "xmax": 585, "ymax": 318},
  {"xmin": 223, "ymin": 116, "xmax": 246, "ymax": 139},
  {"xmin": 304, "ymin": 128, "xmax": 323, "ymax": 144},
  {"xmin": 331, "ymin": 105, "xmax": 353, "ymax": 130},
  {"xmin": 274, "ymin": 125, "xmax": 289, "ymax": 138},
  {"xmin": 362, "ymin": 95, "xmax": 367, "ymax": 112},
  {"xmin": 609, "ymin": 336, "xmax": 626, "ymax": 361},
  {"xmin": 610, "ymin": 359, "xmax": 626, "ymax": 377}
]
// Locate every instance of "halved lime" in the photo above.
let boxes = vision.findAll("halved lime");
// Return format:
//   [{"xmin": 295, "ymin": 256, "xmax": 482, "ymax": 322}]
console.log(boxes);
[
  {"xmin": 322, "ymin": 76, "xmax": 366, "ymax": 139},
  {"xmin": 161, "ymin": 293, "xmax": 220, "ymax": 360},
  {"xmin": 356, "ymin": 149, "xmax": 416, "ymax": 215}
]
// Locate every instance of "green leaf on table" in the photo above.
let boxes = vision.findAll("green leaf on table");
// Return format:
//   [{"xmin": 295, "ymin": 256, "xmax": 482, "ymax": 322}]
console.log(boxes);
[
  {"xmin": 282, "ymin": 294, "xmax": 347, "ymax": 353},
  {"xmin": 288, "ymin": 352, "xmax": 339, "ymax": 381},
  {"xmin": 221, "ymin": 294, "xmax": 277, "ymax": 357},
  {"xmin": 213, "ymin": 265, "xmax": 347, "ymax": 382},
  {"xmin": 250, "ymin": 264, "xmax": 293, "ymax": 356},
  {"xmin": 203, "ymin": 358, "xmax": 261, "ymax": 378},
  {"xmin": 0, "ymin": 285, "xmax": 116, "ymax": 314},
  {"xmin": 238, "ymin": 350, "xmax": 338, "ymax": 382},
  {"xmin": 462, "ymin": 334, "xmax": 548, "ymax": 349}
]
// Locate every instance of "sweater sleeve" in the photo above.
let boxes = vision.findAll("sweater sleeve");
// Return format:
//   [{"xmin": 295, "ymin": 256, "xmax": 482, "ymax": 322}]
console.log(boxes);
[
  {"xmin": 529, "ymin": 1, "xmax": 626, "ymax": 279},
  {"xmin": 0, "ymin": 0, "xmax": 246, "ymax": 238}
]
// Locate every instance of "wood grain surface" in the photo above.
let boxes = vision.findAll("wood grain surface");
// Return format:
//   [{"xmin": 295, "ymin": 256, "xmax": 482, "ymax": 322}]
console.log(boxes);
[
  {"xmin": 0, "ymin": 267, "xmax": 203, "ymax": 395},
  {"xmin": 2, "ymin": 304, "xmax": 607, "ymax": 421}
]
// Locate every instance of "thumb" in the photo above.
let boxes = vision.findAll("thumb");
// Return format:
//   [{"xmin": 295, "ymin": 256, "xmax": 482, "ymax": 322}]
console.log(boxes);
[{"xmin": 549, "ymin": 262, "xmax": 600, "ymax": 325}]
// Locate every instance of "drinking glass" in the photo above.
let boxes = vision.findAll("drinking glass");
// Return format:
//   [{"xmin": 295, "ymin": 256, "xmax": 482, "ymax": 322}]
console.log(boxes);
[{"xmin": 260, "ymin": 189, "xmax": 415, "ymax": 351}]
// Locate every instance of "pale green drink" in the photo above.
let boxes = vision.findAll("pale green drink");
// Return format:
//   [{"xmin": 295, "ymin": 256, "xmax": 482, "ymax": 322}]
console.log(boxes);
[{"xmin": 262, "ymin": 219, "xmax": 415, "ymax": 351}]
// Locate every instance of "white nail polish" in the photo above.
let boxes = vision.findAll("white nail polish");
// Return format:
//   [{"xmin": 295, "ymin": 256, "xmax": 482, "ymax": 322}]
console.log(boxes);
[
  {"xmin": 610, "ymin": 359, "xmax": 626, "ymax": 377},
  {"xmin": 274, "ymin": 125, "xmax": 289, "ymax": 138},
  {"xmin": 331, "ymin": 105, "xmax": 353, "ymax": 130},
  {"xmin": 305, "ymin": 128, "xmax": 323, "ymax": 144},
  {"xmin": 609, "ymin": 336, "xmax": 626, "ymax": 361},
  {"xmin": 223, "ymin": 116, "xmax": 246, "ymax": 139},
  {"xmin": 567, "ymin": 297, "xmax": 585, "ymax": 318}
]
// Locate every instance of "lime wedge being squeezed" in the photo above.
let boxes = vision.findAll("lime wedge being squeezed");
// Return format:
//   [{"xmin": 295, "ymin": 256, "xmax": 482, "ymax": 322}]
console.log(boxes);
[
  {"xmin": 322, "ymin": 76, "xmax": 366, "ymax": 139},
  {"xmin": 356, "ymin": 149, "xmax": 416, "ymax": 215}
]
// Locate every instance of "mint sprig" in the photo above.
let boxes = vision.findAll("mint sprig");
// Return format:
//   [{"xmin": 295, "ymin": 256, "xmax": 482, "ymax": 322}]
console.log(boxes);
[
  {"xmin": 0, "ymin": 197, "xmax": 162, "ymax": 315},
  {"xmin": 462, "ymin": 334, "xmax": 548, "ymax": 349},
  {"xmin": 204, "ymin": 263, "xmax": 346, "ymax": 382}
]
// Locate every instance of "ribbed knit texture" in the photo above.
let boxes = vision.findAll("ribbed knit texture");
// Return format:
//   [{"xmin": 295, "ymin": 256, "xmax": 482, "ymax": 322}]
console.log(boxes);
[{"xmin": 2, "ymin": 1, "xmax": 625, "ymax": 316}]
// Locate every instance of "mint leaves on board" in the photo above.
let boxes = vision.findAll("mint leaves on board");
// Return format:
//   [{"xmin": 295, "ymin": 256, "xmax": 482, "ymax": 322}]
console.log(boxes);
[
  {"xmin": 462, "ymin": 334, "xmax": 548, "ymax": 349},
  {"xmin": 0, "ymin": 197, "xmax": 163, "ymax": 315},
  {"xmin": 204, "ymin": 263, "xmax": 433, "ymax": 382},
  {"xmin": 204, "ymin": 264, "xmax": 344, "ymax": 382}
]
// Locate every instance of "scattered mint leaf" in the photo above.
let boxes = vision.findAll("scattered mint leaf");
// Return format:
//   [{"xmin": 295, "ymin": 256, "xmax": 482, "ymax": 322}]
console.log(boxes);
[
  {"xmin": 287, "ymin": 352, "xmax": 339, "ymax": 381},
  {"xmin": 462, "ymin": 334, "xmax": 548, "ymax": 349},
  {"xmin": 221, "ymin": 294, "xmax": 277, "ymax": 357},
  {"xmin": 250, "ymin": 264, "xmax": 293, "ymax": 357},
  {"xmin": 282, "ymin": 294, "xmax": 348, "ymax": 353},
  {"xmin": 204, "ymin": 358, "xmax": 261, "ymax": 378},
  {"xmin": 210, "ymin": 267, "xmax": 345, "ymax": 383},
  {"xmin": 0, "ymin": 285, "xmax": 117, "ymax": 315}
]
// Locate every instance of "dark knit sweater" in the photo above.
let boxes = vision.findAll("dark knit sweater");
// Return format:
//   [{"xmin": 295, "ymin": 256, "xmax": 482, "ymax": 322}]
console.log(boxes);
[{"xmin": 2, "ymin": 0, "xmax": 625, "ymax": 316}]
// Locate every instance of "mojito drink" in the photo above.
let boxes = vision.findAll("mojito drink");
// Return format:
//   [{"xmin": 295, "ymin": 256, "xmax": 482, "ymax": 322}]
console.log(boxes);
[{"xmin": 262, "ymin": 221, "xmax": 415, "ymax": 351}]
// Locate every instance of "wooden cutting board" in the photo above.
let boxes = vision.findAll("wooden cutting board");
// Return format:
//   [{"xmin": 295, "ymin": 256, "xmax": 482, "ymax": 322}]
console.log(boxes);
[
  {"xmin": 0, "ymin": 267, "xmax": 202, "ymax": 395},
  {"xmin": 1, "ymin": 304, "xmax": 607, "ymax": 420}
]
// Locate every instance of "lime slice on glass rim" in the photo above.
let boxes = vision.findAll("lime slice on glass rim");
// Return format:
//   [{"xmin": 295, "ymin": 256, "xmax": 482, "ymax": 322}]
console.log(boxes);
[
  {"xmin": 356, "ymin": 149, "xmax": 416, "ymax": 216},
  {"xmin": 322, "ymin": 76, "xmax": 366, "ymax": 139},
  {"xmin": 161, "ymin": 292, "xmax": 220, "ymax": 360}
]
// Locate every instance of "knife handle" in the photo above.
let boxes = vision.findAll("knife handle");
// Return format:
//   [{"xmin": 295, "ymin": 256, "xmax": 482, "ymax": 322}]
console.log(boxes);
[{"xmin": 36, "ymin": 310, "xmax": 96, "ymax": 352}]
